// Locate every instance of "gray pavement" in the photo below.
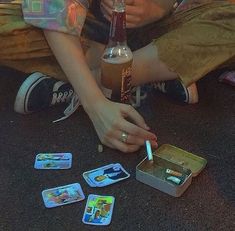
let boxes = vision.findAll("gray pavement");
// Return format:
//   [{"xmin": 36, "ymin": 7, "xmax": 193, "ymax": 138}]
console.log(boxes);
[{"xmin": 0, "ymin": 67, "xmax": 234, "ymax": 231}]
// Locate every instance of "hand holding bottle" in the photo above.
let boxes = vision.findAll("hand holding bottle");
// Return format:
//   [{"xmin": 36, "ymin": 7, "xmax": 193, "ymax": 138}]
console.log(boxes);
[{"xmin": 101, "ymin": 0, "xmax": 174, "ymax": 28}]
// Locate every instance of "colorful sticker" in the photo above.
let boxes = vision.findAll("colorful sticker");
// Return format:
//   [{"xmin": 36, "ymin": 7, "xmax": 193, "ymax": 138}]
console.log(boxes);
[
  {"xmin": 82, "ymin": 194, "xmax": 115, "ymax": 226},
  {"xmin": 42, "ymin": 183, "xmax": 85, "ymax": 208}
]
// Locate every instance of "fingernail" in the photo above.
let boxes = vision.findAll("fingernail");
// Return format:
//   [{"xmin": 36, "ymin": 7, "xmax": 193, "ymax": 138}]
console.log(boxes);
[
  {"xmin": 153, "ymin": 142, "xmax": 158, "ymax": 149},
  {"xmin": 152, "ymin": 135, "xmax": 157, "ymax": 141}
]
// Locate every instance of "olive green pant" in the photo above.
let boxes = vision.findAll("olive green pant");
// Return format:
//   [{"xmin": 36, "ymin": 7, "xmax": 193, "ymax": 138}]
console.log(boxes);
[{"xmin": 0, "ymin": 1, "xmax": 235, "ymax": 86}]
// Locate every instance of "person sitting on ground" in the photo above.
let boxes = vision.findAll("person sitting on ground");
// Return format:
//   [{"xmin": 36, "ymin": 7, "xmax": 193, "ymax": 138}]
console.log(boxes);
[{"xmin": 0, "ymin": 0, "xmax": 234, "ymax": 152}]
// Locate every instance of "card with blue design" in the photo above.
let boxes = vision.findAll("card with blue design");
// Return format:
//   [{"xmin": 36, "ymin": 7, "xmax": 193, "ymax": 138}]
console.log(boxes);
[
  {"xmin": 82, "ymin": 194, "xmax": 115, "ymax": 226},
  {"xmin": 82, "ymin": 164, "xmax": 115, "ymax": 187},
  {"xmin": 83, "ymin": 163, "xmax": 130, "ymax": 187},
  {"xmin": 42, "ymin": 183, "xmax": 85, "ymax": 208},
  {"xmin": 34, "ymin": 153, "xmax": 72, "ymax": 169}
]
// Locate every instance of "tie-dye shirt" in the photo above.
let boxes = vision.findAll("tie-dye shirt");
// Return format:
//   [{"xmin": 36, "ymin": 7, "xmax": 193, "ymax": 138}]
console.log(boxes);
[{"xmin": 22, "ymin": 0, "xmax": 91, "ymax": 36}]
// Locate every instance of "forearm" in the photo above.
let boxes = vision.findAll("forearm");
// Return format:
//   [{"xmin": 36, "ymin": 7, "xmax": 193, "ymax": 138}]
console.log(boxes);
[
  {"xmin": 43, "ymin": 30, "xmax": 106, "ymax": 113},
  {"xmin": 43, "ymin": 28, "xmax": 158, "ymax": 152}
]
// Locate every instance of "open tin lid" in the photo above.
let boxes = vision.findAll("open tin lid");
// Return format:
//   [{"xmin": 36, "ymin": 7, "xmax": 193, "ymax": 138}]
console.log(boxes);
[{"xmin": 154, "ymin": 144, "xmax": 207, "ymax": 177}]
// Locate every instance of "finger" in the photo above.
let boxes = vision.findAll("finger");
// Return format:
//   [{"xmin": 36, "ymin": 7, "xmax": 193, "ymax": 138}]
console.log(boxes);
[
  {"xmin": 126, "ymin": 22, "xmax": 140, "ymax": 29},
  {"xmin": 102, "ymin": 134, "xmax": 140, "ymax": 153},
  {"xmin": 102, "ymin": 0, "xmax": 135, "ymax": 7},
  {"xmin": 103, "ymin": 132, "xmax": 157, "ymax": 152},
  {"xmin": 119, "ymin": 117, "xmax": 157, "ymax": 139},
  {"xmin": 100, "ymin": 9, "xmax": 111, "ymax": 22},
  {"xmin": 126, "ymin": 134, "xmax": 158, "ymax": 148},
  {"xmin": 120, "ymin": 106, "xmax": 157, "ymax": 140},
  {"xmin": 101, "ymin": 0, "xmax": 113, "ymax": 8},
  {"xmin": 121, "ymin": 104, "xmax": 149, "ymax": 130},
  {"xmin": 99, "ymin": 130, "xmax": 141, "ymax": 153},
  {"xmin": 103, "ymin": 11, "xmax": 140, "ymax": 27},
  {"xmin": 124, "ymin": 122, "xmax": 157, "ymax": 141},
  {"xmin": 125, "ymin": 0, "xmax": 135, "ymax": 5},
  {"xmin": 111, "ymin": 139, "xmax": 141, "ymax": 153},
  {"xmin": 113, "ymin": 130, "xmax": 145, "ymax": 146},
  {"xmin": 112, "ymin": 130, "xmax": 157, "ymax": 147},
  {"xmin": 102, "ymin": 1, "xmax": 140, "ymax": 19},
  {"xmin": 125, "ymin": 4, "xmax": 142, "ymax": 15},
  {"xmin": 100, "ymin": 1, "xmax": 113, "ymax": 17},
  {"xmin": 125, "ymin": 15, "xmax": 143, "ymax": 28},
  {"xmin": 126, "ymin": 13, "xmax": 144, "ymax": 23},
  {"xmin": 103, "ymin": 13, "xmax": 111, "ymax": 22}
]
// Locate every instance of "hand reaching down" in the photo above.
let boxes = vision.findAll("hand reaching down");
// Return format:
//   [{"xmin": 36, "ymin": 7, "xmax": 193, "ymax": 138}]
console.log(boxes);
[{"xmin": 87, "ymin": 98, "xmax": 158, "ymax": 153}]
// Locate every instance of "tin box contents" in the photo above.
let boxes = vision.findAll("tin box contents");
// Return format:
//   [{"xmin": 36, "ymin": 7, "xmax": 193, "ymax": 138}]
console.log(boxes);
[{"xmin": 136, "ymin": 144, "xmax": 207, "ymax": 197}]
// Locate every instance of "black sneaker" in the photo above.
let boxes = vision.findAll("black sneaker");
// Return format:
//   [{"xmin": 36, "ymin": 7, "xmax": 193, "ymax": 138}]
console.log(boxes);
[
  {"xmin": 14, "ymin": 72, "xmax": 75, "ymax": 114},
  {"xmin": 0, "ymin": 66, "xmax": 27, "ymax": 110},
  {"xmin": 153, "ymin": 79, "xmax": 198, "ymax": 104}
]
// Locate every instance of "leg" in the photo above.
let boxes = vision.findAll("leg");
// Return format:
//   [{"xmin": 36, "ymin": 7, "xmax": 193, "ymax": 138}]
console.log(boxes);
[
  {"xmin": 153, "ymin": 2, "xmax": 235, "ymax": 87},
  {"xmin": 0, "ymin": 2, "xmax": 106, "ymax": 115},
  {"xmin": 131, "ymin": 43, "xmax": 198, "ymax": 104},
  {"xmin": 132, "ymin": 43, "xmax": 178, "ymax": 86},
  {"xmin": 0, "ymin": 3, "xmax": 73, "ymax": 114},
  {"xmin": 130, "ymin": 2, "xmax": 235, "ymax": 103}
]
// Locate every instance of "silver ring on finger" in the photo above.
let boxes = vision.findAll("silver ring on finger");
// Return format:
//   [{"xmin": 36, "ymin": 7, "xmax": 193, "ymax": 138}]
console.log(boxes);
[{"xmin": 120, "ymin": 132, "xmax": 128, "ymax": 143}]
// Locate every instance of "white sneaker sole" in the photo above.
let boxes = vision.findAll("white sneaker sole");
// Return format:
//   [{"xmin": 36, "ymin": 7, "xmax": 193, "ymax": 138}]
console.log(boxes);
[
  {"xmin": 187, "ymin": 83, "xmax": 199, "ymax": 104},
  {"xmin": 14, "ymin": 72, "xmax": 49, "ymax": 114}
]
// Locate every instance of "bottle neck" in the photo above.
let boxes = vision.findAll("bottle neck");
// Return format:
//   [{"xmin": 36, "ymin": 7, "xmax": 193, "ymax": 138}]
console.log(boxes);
[{"xmin": 108, "ymin": 1, "xmax": 127, "ymax": 45}]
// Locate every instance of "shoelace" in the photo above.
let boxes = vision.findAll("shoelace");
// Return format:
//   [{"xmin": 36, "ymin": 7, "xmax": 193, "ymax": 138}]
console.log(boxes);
[
  {"xmin": 51, "ymin": 89, "xmax": 74, "ymax": 105},
  {"xmin": 153, "ymin": 82, "xmax": 166, "ymax": 93},
  {"xmin": 53, "ymin": 93, "xmax": 81, "ymax": 123},
  {"xmin": 53, "ymin": 86, "xmax": 145, "ymax": 123}
]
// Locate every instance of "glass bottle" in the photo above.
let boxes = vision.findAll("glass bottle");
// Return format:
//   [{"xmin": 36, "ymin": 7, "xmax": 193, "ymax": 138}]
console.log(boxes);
[{"xmin": 101, "ymin": 0, "xmax": 133, "ymax": 103}]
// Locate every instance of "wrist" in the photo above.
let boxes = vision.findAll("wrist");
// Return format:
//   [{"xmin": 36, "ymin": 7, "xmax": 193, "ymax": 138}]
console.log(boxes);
[{"xmin": 82, "ymin": 93, "xmax": 108, "ymax": 115}]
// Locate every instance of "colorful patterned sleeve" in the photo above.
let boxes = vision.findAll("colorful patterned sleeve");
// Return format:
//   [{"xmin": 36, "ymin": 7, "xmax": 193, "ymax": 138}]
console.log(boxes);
[{"xmin": 22, "ymin": 0, "xmax": 90, "ymax": 36}]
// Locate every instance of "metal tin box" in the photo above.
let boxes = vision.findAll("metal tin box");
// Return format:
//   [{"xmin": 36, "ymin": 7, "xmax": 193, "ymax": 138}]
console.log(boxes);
[{"xmin": 136, "ymin": 144, "xmax": 207, "ymax": 197}]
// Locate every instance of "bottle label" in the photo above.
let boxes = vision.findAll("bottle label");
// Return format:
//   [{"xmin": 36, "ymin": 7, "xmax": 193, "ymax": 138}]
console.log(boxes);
[
  {"xmin": 101, "ymin": 59, "xmax": 133, "ymax": 103},
  {"xmin": 121, "ymin": 65, "xmax": 132, "ymax": 103}
]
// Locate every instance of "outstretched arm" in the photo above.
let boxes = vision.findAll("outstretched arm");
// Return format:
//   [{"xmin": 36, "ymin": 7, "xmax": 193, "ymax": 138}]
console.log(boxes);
[
  {"xmin": 101, "ymin": 0, "xmax": 176, "ymax": 28},
  {"xmin": 44, "ymin": 30, "xmax": 158, "ymax": 152}
]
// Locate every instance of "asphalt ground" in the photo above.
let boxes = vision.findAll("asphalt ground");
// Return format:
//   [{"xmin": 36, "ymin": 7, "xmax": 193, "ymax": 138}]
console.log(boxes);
[{"xmin": 0, "ymin": 66, "xmax": 234, "ymax": 231}]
